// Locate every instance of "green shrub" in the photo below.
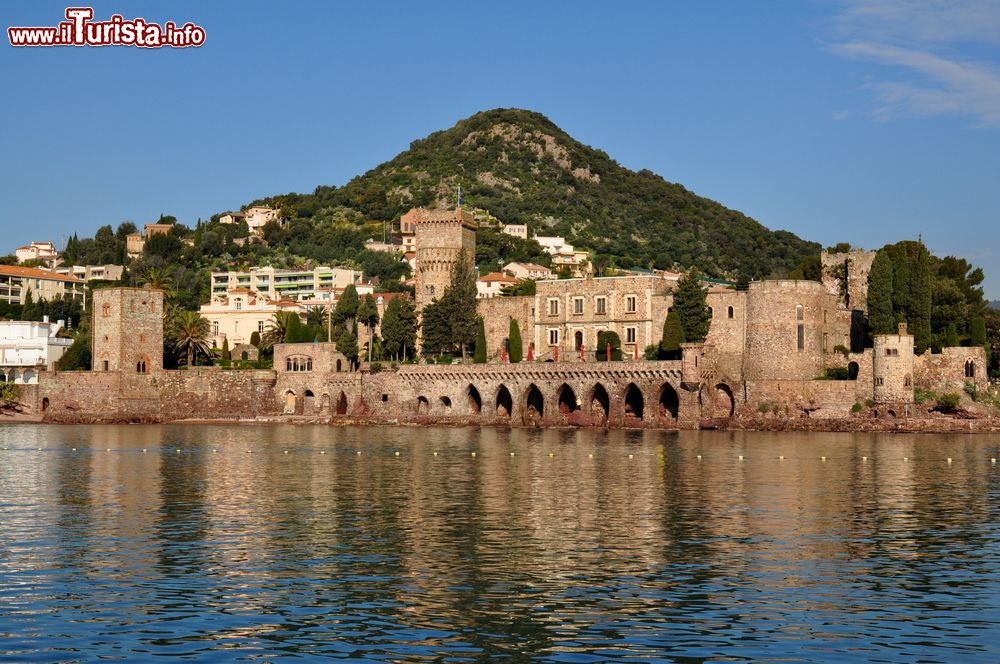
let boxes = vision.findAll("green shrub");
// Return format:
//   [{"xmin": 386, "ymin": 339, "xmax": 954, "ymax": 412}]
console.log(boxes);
[
  {"xmin": 914, "ymin": 388, "xmax": 934, "ymax": 404},
  {"xmin": 757, "ymin": 402, "xmax": 771, "ymax": 413},
  {"xmin": 833, "ymin": 344, "xmax": 850, "ymax": 358},
  {"xmin": 817, "ymin": 367, "xmax": 850, "ymax": 380},
  {"xmin": 937, "ymin": 392, "xmax": 961, "ymax": 411},
  {"xmin": 865, "ymin": 399, "xmax": 874, "ymax": 408},
  {"xmin": 369, "ymin": 362, "xmax": 383, "ymax": 374},
  {"xmin": 0, "ymin": 382, "xmax": 18, "ymax": 404},
  {"xmin": 851, "ymin": 402, "xmax": 863, "ymax": 413}
]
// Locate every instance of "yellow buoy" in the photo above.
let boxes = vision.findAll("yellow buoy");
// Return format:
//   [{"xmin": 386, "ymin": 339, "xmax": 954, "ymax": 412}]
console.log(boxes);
[
  {"xmin": 587, "ymin": 453, "xmax": 593, "ymax": 458},
  {"xmin": 394, "ymin": 451, "xmax": 400, "ymax": 456},
  {"xmin": 471, "ymin": 451, "xmax": 477, "ymax": 457},
  {"xmin": 320, "ymin": 450, "xmax": 326, "ymax": 455},
  {"xmin": 628, "ymin": 454, "xmax": 634, "ymax": 459},
  {"xmin": 862, "ymin": 456, "xmax": 868, "ymax": 461},
  {"xmin": 821, "ymin": 456, "xmax": 826, "ymax": 461},
  {"xmin": 738, "ymin": 455, "xmax": 744, "ymax": 461},
  {"xmin": 779, "ymin": 455, "xmax": 784, "ymax": 460},
  {"xmin": 947, "ymin": 457, "xmax": 953, "ymax": 463},
  {"xmin": 510, "ymin": 452, "xmax": 515, "ymax": 456}
]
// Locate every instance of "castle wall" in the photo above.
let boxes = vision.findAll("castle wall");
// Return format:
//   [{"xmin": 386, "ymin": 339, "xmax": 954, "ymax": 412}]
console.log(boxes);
[
  {"xmin": 476, "ymin": 296, "xmax": 534, "ymax": 361},
  {"xmin": 744, "ymin": 281, "xmax": 835, "ymax": 381},
  {"xmin": 704, "ymin": 290, "xmax": 746, "ymax": 383},
  {"xmin": 914, "ymin": 346, "xmax": 988, "ymax": 395},
  {"xmin": 821, "ymin": 250, "xmax": 876, "ymax": 311},
  {"xmin": 745, "ymin": 380, "xmax": 870, "ymax": 418},
  {"xmin": 873, "ymin": 328, "xmax": 915, "ymax": 404}
]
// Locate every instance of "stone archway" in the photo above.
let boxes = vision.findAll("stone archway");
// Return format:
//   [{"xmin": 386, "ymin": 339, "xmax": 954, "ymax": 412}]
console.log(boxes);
[
  {"xmin": 525, "ymin": 384, "xmax": 544, "ymax": 422},
  {"xmin": 21, "ymin": 369, "xmax": 36, "ymax": 385},
  {"xmin": 336, "ymin": 391, "xmax": 348, "ymax": 415},
  {"xmin": 440, "ymin": 396, "xmax": 452, "ymax": 412},
  {"xmin": 304, "ymin": 390, "xmax": 315, "ymax": 413},
  {"xmin": 467, "ymin": 385, "xmax": 482, "ymax": 414},
  {"xmin": 416, "ymin": 395, "xmax": 429, "ymax": 415},
  {"xmin": 574, "ymin": 331, "xmax": 584, "ymax": 351},
  {"xmin": 321, "ymin": 393, "xmax": 331, "ymax": 413},
  {"xmin": 557, "ymin": 383, "xmax": 579, "ymax": 414},
  {"xmin": 659, "ymin": 383, "xmax": 679, "ymax": 419},
  {"xmin": 42, "ymin": 397, "xmax": 50, "ymax": 412},
  {"xmin": 624, "ymin": 383, "xmax": 644, "ymax": 420},
  {"xmin": 714, "ymin": 383, "xmax": 735, "ymax": 418},
  {"xmin": 495, "ymin": 385, "xmax": 513, "ymax": 418},
  {"xmin": 284, "ymin": 390, "xmax": 297, "ymax": 414},
  {"xmin": 590, "ymin": 383, "xmax": 610, "ymax": 422},
  {"xmin": 848, "ymin": 361, "xmax": 859, "ymax": 380}
]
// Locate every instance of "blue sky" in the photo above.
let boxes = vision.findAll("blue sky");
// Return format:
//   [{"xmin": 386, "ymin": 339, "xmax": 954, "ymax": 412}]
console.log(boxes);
[{"xmin": 2, "ymin": 1, "xmax": 999, "ymax": 296}]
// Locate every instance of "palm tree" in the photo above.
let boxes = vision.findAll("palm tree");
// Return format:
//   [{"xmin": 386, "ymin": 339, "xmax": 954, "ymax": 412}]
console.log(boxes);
[
  {"xmin": 141, "ymin": 267, "xmax": 175, "ymax": 300},
  {"xmin": 261, "ymin": 311, "xmax": 293, "ymax": 350},
  {"xmin": 170, "ymin": 309, "xmax": 212, "ymax": 367}
]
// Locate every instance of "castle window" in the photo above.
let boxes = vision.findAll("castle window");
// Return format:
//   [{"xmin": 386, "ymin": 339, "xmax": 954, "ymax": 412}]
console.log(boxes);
[
  {"xmin": 286, "ymin": 356, "xmax": 313, "ymax": 372},
  {"xmin": 595, "ymin": 296, "xmax": 607, "ymax": 315},
  {"xmin": 102, "ymin": 360, "xmax": 109, "ymax": 371},
  {"xmin": 904, "ymin": 375, "xmax": 912, "ymax": 387},
  {"xmin": 102, "ymin": 303, "xmax": 111, "ymax": 318},
  {"xmin": 822, "ymin": 333, "xmax": 828, "ymax": 353},
  {"xmin": 625, "ymin": 295, "xmax": 637, "ymax": 313},
  {"xmin": 876, "ymin": 377, "xmax": 884, "ymax": 386},
  {"xmin": 212, "ymin": 321, "xmax": 219, "ymax": 336},
  {"xmin": 548, "ymin": 328, "xmax": 559, "ymax": 346},
  {"xmin": 625, "ymin": 326, "xmax": 637, "ymax": 344},
  {"xmin": 258, "ymin": 321, "xmax": 265, "ymax": 334},
  {"xmin": 573, "ymin": 297, "xmax": 584, "ymax": 315},
  {"xmin": 547, "ymin": 298, "xmax": 559, "ymax": 316},
  {"xmin": 708, "ymin": 307, "xmax": 713, "ymax": 318},
  {"xmin": 796, "ymin": 304, "xmax": 804, "ymax": 321},
  {"xmin": 727, "ymin": 306, "xmax": 734, "ymax": 319},
  {"xmin": 965, "ymin": 360, "xmax": 976, "ymax": 378},
  {"xmin": 797, "ymin": 324, "xmax": 804, "ymax": 351}
]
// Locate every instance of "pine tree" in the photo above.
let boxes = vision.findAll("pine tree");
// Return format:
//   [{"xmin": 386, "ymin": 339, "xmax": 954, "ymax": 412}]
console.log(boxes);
[
  {"xmin": 447, "ymin": 252, "xmax": 479, "ymax": 360},
  {"xmin": 673, "ymin": 269, "xmax": 710, "ymax": 342},
  {"xmin": 381, "ymin": 298, "xmax": 417, "ymax": 361},
  {"xmin": 336, "ymin": 327, "xmax": 359, "ymax": 368},
  {"xmin": 473, "ymin": 316, "xmax": 487, "ymax": 363},
  {"xmin": 508, "ymin": 319, "xmax": 523, "ymax": 363},
  {"xmin": 867, "ymin": 250, "xmax": 895, "ymax": 334},
  {"xmin": 332, "ymin": 284, "xmax": 360, "ymax": 332},
  {"xmin": 659, "ymin": 310, "xmax": 686, "ymax": 360}
]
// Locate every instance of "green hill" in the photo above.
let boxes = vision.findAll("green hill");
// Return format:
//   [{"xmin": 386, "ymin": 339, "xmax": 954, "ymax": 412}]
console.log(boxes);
[{"xmin": 257, "ymin": 108, "xmax": 818, "ymax": 279}]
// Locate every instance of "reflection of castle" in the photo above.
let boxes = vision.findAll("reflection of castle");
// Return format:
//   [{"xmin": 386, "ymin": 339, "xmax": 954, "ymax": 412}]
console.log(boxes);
[{"xmin": 26, "ymin": 210, "xmax": 987, "ymax": 427}]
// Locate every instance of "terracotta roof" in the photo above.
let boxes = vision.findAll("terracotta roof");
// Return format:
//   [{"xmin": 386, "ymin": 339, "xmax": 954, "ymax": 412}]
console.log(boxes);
[
  {"xmin": 266, "ymin": 298, "xmax": 301, "ymax": 307},
  {"xmin": 0, "ymin": 265, "xmax": 82, "ymax": 282},
  {"xmin": 508, "ymin": 262, "xmax": 550, "ymax": 272},
  {"xmin": 228, "ymin": 287, "xmax": 257, "ymax": 295},
  {"xmin": 479, "ymin": 272, "xmax": 518, "ymax": 283}
]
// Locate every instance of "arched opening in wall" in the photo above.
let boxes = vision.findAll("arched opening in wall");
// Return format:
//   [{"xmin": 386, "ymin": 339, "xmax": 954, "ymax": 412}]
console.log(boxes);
[
  {"xmin": 965, "ymin": 360, "xmax": 976, "ymax": 378},
  {"xmin": 22, "ymin": 370, "xmax": 36, "ymax": 385},
  {"xmin": 848, "ymin": 362, "xmax": 859, "ymax": 380},
  {"xmin": 495, "ymin": 385, "xmax": 513, "ymax": 418},
  {"xmin": 574, "ymin": 331, "xmax": 584, "ymax": 351},
  {"xmin": 887, "ymin": 409, "xmax": 897, "ymax": 418},
  {"xmin": 590, "ymin": 383, "xmax": 610, "ymax": 421},
  {"xmin": 624, "ymin": 383, "xmax": 644, "ymax": 420},
  {"xmin": 0, "ymin": 371, "xmax": 7, "ymax": 383},
  {"xmin": 41, "ymin": 397, "xmax": 49, "ymax": 412},
  {"xmin": 416, "ymin": 396, "xmax": 429, "ymax": 415},
  {"xmin": 8, "ymin": 370, "xmax": 19, "ymax": 384},
  {"xmin": 714, "ymin": 383, "xmax": 735, "ymax": 418},
  {"xmin": 659, "ymin": 383, "xmax": 679, "ymax": 419},
  {"xmin": 304, "ymin": 390, "xmax": 315, "ymax": 413},
  {"xmin": 440, "ymin": 396, "xmax": 452, "ymax": 412},
  {"xmin": 336, "ymin": 359, "xmax": 342, "ymax": 372},
  {"xmin": 284, "ymin": 390, "xmax": 297, "ymax": 414},
  {"xmin": 525, "ymin": 384, "xmax": 544, "ymax": 420},
  {"xmin": 904, "ymin": 374, "xmax": 911, "ymax": 387},
  {"xmin": 727, "ymin": 305, "xmax": 734, "ymax": 319},
  {"xmin": 321, "ymin": 393, "xmax": 331, "ymax": 413},
  {"xmin": 241, "ymin": 351, "xmax": 249, "ymax": 361},
  {"xmin": 557, "ymin": 383, "xmax": 579, "ymax": 414},
  {"xmin": 467, "ymin": 385, "xmax": 482, "ymax": 414},
  {"xmin": 336, "ymin": 391, "xmax": 348, "ymax": 415}
]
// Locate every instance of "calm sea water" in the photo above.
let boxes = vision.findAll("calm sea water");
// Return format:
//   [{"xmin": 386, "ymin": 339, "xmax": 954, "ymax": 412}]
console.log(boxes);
[{"xmin": 0, "ymin": 425, "xmax": 998, "ymax": 663}]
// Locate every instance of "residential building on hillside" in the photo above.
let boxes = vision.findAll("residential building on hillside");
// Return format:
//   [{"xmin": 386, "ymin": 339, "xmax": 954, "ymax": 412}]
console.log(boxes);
[
  {"xmin": 0, "ymin": 318, "xmax": 73, "ymax": 384},
  {"xmin": 0, "ymin": 266, "xmax": 85, "ymax": 307},
  {"xmin": 54, "ymin": 264, "xmax": 124, "ymax": 282},
  {"xmin": 210, "ymin": 266, "xmax": 365, "ymax": 302},
  {"xmin": 534, "ymin": 235, "xmax": 590, "ymax": 277},
  {"xmin": 477, "ymin": 272, "xmax": 518, "ymax": 298},
  {"xmin": 501, "ymin": 224, "xmax": 528, "ymax": 239},
  {"xmin": 218, "ymin": 211, "xmax": 246, "ymax": 225},
  {"xmin": 504, "ymin": 261, "xmax": 554, "ymax": 280},
  {"xmin": 245, "ymin": 206, "xmax": 281, "ymax": 233},
  {"xmin": 125, "ymin": 223, "xmax": 176, "ymax": 258},
  {"xmin": 200, "ymin": 288, "xmax": 304, "ymax": 348},
  {"xmin": 15, "ymin": 241, "xmax": 59, "ymax": 266}
]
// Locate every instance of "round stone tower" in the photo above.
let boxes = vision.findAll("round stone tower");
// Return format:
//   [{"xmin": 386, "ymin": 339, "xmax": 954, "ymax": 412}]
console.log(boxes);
[
  {"xmin": 743, "ymin": 280, "xmax": 829, "ymax": 381},
  {"xmin": 872, "ymin": 322, "xmax": 914, "ymax": 404}
]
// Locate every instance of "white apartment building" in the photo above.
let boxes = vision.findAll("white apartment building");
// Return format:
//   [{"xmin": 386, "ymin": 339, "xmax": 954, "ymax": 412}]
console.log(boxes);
[
  {"xmin": 0, "ymin": 318, "xmax": 73, "ymax": 384},
  {"xmin": 534, "ymin": 236, "xmax": 590, "ymax": 277},
  {"xmin": 503, "ymin": 261, "xmax": 554, "ymax": 280},
  {"xmin": 501, "ymin": 224, "xmax": 528, "ymax": 239},
  {"xmin": 15, "ymin": 241, "xmax": 59, "ymax": 266},
  {"xmin": 54, "ymin": 264, "xmax": 124, "ymax": 282},
  {"xmin": 210, "ymin": 266, "xmax": 365, "ymax": 302}
]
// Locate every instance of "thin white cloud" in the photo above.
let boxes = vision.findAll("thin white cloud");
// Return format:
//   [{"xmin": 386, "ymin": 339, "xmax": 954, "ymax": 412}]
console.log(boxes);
[{"xmin": 831, "ymin": 1, "xmax": 1000, "ymax": 126}]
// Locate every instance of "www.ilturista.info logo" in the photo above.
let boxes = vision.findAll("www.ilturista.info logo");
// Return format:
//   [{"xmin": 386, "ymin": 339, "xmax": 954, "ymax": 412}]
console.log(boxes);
[{"xmin": 8, "ymin": 7, "xmax": 205, "ymax": 48}]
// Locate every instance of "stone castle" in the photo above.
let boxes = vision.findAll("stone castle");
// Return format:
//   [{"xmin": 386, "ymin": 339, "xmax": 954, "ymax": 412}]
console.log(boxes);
[{"xmin": 22, "ymin": 211, "xmax": 988, "ymax": 428}]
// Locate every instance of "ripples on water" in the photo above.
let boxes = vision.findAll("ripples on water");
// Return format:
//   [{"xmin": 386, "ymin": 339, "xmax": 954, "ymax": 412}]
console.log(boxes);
[{"xmin": 0, "ymin": 425, "xmax": 998, "ymax": 662}]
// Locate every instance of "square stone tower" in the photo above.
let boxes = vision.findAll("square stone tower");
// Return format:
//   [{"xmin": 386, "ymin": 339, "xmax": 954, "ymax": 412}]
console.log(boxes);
[
  {"xmin": 412, "ymin": 207, "xmax": 477, "ymax": 312},
  {"xmin": 92, "ymin": 288, "xmax": 165, "ymax": 373}
]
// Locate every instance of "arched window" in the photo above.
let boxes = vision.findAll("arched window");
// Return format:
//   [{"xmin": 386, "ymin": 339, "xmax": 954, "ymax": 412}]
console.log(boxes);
[
  {"xmin": 102, "ymin": 303, "xmax": 111, "ymax": 317},
  {"xmin": 965, "ymin": 360, "xmax": 976, "ymax": 378},
  {"xmin": 708, "ymin": 307, "xmax": 713, "ymax": 318},
  {"xmin": 904, "ymin": 374, "xmax": 912, "ymax": 387},
  {"xmin": 727, "ymin": 306, "xmax": 734, "ymax": 319},
  {"xmin": 796, "ymin": 304, "xmax": 804, "ymax": 320},
  {"xmin": 796, "ymin": 304, "xmax": 804, "ymax": 350}
]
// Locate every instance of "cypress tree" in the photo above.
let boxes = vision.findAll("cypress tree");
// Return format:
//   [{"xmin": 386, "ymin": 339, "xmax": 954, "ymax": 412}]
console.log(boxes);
[
  {"xmin": 508, "ymin": 319, "xmax": 523, "ymax": 363},
  {"xmin": 221, "ymin": 337, "xmax": 231, "ymax": 361},
  {"xmin": 970, "ymin": 317, "xmax": 987, "ymax": 346},
  {"xmin": 447, "ymin": 252, "xmax": 479, "ymax": 360},
  {"xmin": 250, "ymin": 331, "xmax": 261, "ymax": 348},
  {"xmin": 659, "ymin": 310, "xmax": 686, "ymax": 360},
  {"xmin": 943, "ymin": 322, "xmax": 960, "ymax": 348},
  {"xmin": 911, "ymin": 248, "xmax": 932, "ymax": 352},
  {"xmin": 285, "ymin": 313, "xmax": 305, "ymax": 344},
  {"xmin": 867, "ymin": 250, "xmax": 895, "ymax": 334},
  {"xmin": 473, "ymin": 317, "xmax": 487, "ymax": 363},
  {"xmin": 673, "ymin": 269, "xmax": 711, "ymax": 342},
  {"xmin": 892, "ymin": 246, "xmax": 912, "ymax": 315}
]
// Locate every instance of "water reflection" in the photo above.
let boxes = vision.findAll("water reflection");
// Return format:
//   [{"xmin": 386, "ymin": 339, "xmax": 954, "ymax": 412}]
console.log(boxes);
[{"xmin": 0, "ymin": 425, "xmax": 998, "ymax": 662}]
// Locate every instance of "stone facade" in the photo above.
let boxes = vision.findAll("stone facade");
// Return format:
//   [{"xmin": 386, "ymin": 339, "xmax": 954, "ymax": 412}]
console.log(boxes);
[
  {"xmin": 821, "ymin": 249, "xmax": 876, "ymax": 311},
  {"xmin": 873, "ymin": 323, "xmax": 915, "ymax": 404},
  {"xmin": 92, "ymin": 288, "xmax": 164, "ymax": 374},
  {"xmin": 914, "ymin": 345, "xmax": 988, "ymax": 396}
]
